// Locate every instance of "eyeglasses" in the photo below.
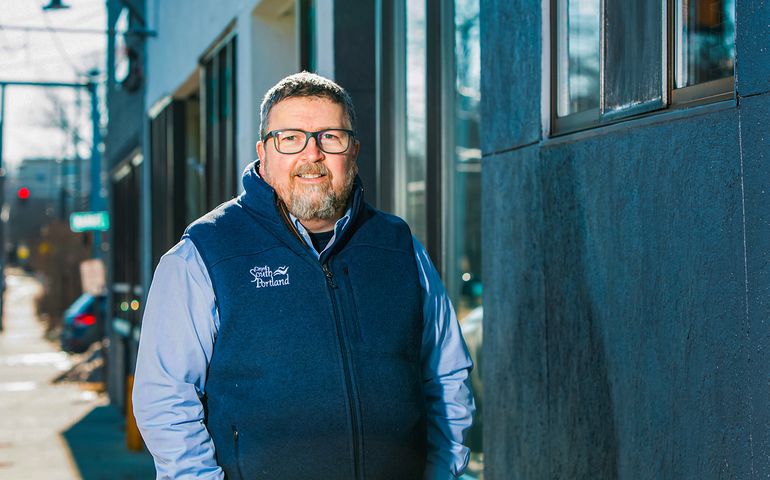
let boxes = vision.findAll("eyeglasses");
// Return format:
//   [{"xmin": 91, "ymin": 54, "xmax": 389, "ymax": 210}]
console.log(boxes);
[{"xmin": 263, "ymin": 129, "xmax": 355, "ymax": 154}]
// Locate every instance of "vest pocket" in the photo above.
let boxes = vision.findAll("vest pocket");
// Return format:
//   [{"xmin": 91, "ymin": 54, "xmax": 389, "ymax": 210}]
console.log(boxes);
[{"xmin": 232, "ymin": 425, "xmax": 245, "ymax": 480}]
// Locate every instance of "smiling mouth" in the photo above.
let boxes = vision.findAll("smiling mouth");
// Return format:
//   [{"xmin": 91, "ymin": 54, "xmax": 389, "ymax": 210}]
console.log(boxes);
[{"xmin": 297, "ymin": 173, "xmax": 325, "ymax": 179}]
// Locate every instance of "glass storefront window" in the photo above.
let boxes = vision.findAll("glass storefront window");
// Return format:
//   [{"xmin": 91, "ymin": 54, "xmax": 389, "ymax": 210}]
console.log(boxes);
[
  {"xmin": 184, "ymin": 96, "xmax": 206, "ymax": 223},
  {"xmin": 404, "ymin": 0, "xmax": 428, "ymax": 245},
  {"xmin": 202, "ymin": 35, "xmax": 237, "ymax": 210},
  {"xmin": 675, "ymin": 0, "xmax": 735, "ymax": 89},
  {"xmin": 454, "ymin": 1, "xmax": 482, "ymax": 477},
  {"xmin": 555, "ymin": 0, "xmax": 600, "ymax": 117},
  {"xmin": 388, "ymin": 3, "xmax": 482, "ymax": 474}
]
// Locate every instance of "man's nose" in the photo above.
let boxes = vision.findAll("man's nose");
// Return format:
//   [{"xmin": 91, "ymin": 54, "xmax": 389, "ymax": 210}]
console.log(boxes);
[{"xmin": 302, "ymin": 135, "xmax": 325, "ymax": 162}]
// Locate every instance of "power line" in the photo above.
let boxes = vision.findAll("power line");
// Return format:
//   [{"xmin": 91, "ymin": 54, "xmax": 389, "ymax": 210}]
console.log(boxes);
[
  {"xmin": 0, "ymin": 24, "xmax": 152, "ymax": 36},
  {"xmin": 0, "ymin": 24, "xmax": 108, "ymax": 35},
  {"xmin": 41, "ymin": 11, "xmax": 84, "ymax": 76}
]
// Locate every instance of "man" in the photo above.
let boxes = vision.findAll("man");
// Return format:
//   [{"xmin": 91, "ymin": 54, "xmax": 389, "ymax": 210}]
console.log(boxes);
[{"xmin": 133, "ymin": 72, "xmax": 474, "ymax": 480}]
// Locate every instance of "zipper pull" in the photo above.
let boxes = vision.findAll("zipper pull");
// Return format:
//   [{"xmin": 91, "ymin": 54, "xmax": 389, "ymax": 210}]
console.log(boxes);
[{"xmin": 322, "ymin": 264, "xmax": 337, "ymax": 288}]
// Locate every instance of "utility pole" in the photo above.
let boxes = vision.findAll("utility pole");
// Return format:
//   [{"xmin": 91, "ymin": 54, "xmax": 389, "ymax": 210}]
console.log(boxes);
[
  {"xmin": 88, "ymin": 74, "xmax": 103, "ymax": 256},
  {"xmin": 74, "ymin": 89, "xmax": 83, "ymax": 210}
]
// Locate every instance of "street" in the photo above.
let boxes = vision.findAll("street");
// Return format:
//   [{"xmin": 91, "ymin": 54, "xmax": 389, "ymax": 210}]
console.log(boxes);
[{"xmin": 0, "ymin": 271, "xmax": 155, "ymax": 479}]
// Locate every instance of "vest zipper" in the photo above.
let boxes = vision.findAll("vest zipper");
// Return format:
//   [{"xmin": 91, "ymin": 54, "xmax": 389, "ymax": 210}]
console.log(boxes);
[{"xmin": 322, "ymin": 263, "xmax": 363, "ymax": 479}]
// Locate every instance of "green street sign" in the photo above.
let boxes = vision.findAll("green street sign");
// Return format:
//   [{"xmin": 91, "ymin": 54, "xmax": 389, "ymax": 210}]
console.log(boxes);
[{"xmin": 70, "ymin": 211, "xmax": 110, "ymax": 232}]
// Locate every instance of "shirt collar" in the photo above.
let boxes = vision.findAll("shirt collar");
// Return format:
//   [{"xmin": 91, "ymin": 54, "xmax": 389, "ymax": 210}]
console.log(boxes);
[{"xmin": 289, "ymin": 209, "xmax": 352, "ymax": 259}]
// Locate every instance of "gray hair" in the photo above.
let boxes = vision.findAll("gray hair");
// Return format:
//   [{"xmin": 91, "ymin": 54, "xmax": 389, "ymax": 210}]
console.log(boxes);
[{"xmin": 259, "ymin": 72, "xmax": 357, "ymax": 139}]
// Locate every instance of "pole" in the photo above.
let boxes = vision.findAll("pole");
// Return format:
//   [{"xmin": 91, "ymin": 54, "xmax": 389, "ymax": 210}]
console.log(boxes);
[
  {"xmin": 74, "ymin": 89, "xmax": 82, "ymax": 210},
  {"xmin": 88, "ymin": 79, "xmax": 103, "ymax": 257}
]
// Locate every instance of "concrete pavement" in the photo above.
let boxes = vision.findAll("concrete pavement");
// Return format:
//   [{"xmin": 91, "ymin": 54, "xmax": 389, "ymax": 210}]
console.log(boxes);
[{"xmin": 0, "ymin": 271, "xmax": 156, "ymax": 479}]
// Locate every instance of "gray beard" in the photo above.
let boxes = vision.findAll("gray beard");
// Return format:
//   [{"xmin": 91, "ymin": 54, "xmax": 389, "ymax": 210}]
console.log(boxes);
[
  {"xmin": 278, "ymin": 163, "xmax": 358, "ymax": 221},
  {"xmin": 288, "ymin": 184, "xmax": 344, "ymax": 220}
]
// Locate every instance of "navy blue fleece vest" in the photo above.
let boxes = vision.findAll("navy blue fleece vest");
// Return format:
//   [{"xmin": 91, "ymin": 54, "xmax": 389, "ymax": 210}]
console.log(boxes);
[{"xmin": 185, "ymin": 165, "xmax": 427, "ymax": 479}]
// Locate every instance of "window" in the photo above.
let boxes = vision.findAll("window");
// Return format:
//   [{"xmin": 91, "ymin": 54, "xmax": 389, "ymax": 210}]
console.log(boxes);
[
  {"xmin": 148, "ymin": 33, "xmax": 236, "ymax": 268},
  {"xmin": 451, "ymin": 2, "xmax": 482, "ymax": 476},
  {"xmin": 299, "ymin": 0, "xmax": 317, "ymax": 72},
  {"xmin": 673, "ymin": 0, "xmax": 735, "ymax": 102},
  {"xmin": 403, "ymin": 0, "xmax": 428, "ymax": 245},
  {"xmin": 378, "ymin": 0, "xmax": 482, "ymax": 476},
  {"xmin": 149, "ymin": 98, "xmax": 187, "ymax": 268},
  {"xmin": 110, "ymin": 151, "xmax": 143, "ymax": 407},
  {"xmin": 183, "ymin": 95, "xmax": 205, "ymax": 224},
  {"xmin": 553, "ymin": 0, "xmax": 735, "ymax": 133},
  {"xmin": 201, "ymin": 33, "xmax": 238, "ymax": 211},
  {"xmin": 555, "ymin": 0, "xmax": 600, "ymax": 118}
]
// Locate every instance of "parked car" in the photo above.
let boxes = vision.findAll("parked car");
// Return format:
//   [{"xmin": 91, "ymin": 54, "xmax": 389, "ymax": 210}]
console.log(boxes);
[{"xmin": 60, "ymin": 293, "xmax": 106, "ymax": 353}]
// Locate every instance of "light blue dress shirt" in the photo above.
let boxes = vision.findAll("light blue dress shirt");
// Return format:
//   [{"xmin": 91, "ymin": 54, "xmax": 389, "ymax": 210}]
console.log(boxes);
[{"xmin": 133, "ymin": 212, "xmax": 475, "ymax": 480}]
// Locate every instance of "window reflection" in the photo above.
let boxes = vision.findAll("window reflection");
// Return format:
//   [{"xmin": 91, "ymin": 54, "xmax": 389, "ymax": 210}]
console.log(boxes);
[
  {"xmin": 556, "ymin": 0, "xmax": 600, "ymax": 117},
  {"xmin": 675, "ymin": 0, "xmax": 735, "ymax": 88},
  {"xmin": 405, "ymin": 0, "xmax": 427, "ymax": 245},
  {"xmin": 454, "ymin": 0, "xmax": 482, "ymax": 478},
  {"xmin": 184, "ymin": 96, "xmax": 205, "ymax": 223}
]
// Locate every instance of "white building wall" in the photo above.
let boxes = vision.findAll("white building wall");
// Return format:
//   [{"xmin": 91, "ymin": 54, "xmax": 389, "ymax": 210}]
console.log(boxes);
[
  {"xmin": 145, "ymin": 0, "xmax": 298, "ymax": 177},
  {"xmin": 241, "ymin": 11, "xmax": 297, "ymax": 176},
  {"xmin": 313, "ymin": 0, "xmax": 335, "ymax": 79},
  {"xmin": 140, "ymin": 0, "xmax": 298, "ymax": 302}
]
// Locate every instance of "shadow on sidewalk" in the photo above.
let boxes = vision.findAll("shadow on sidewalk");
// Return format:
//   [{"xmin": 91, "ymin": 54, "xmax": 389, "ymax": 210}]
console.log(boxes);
[{"xmin": 60, "ymin": 404, "xmax": 156, "ymax": 480}]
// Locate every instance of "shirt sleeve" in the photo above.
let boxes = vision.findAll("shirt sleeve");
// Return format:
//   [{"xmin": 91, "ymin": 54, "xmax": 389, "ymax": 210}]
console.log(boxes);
[
  {"xmin": 414, "ymin": 237, "xmax": 476, "ymax": 480},
  {"xmin": 132, "ymin": 238, "xmax": 224, "ymax": 480}
]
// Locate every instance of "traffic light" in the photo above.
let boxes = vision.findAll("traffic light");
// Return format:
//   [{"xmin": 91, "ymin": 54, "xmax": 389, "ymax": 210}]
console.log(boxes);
[{"xmin": 17, "ymin": 187, "xmax": 30, "ymax": 205}]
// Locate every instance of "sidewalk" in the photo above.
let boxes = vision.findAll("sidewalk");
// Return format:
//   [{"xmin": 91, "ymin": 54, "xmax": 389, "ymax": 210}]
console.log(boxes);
[{"xmin": 0, "ymin": 272, "xmax": 155, "ymax": 479}]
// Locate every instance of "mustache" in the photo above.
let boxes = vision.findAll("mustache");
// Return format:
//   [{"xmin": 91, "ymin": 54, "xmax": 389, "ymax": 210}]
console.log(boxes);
[{"xmin": 293, "ymin": 163, "xmax": 330, "ymax": 177}]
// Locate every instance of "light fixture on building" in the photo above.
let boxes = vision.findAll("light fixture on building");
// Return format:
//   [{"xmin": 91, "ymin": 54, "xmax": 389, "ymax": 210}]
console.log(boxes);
[{"xmin": 42, "ymin": 0, "xmax": 71, "ymax": 11}]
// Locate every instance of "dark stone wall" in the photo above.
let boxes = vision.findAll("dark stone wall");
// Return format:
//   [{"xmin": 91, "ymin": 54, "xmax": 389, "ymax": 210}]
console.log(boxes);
[
  {"xmin": 735, "ymin": 0, "xmax": 770, "ymax": 97},
  {"xmin": 735, "ymin": 2, "xmax": 770, "ymax": 471},
  {"xmin": 480, "ymin": 0, "xmax": 541, "ymax": 153},
  {"xmin": 482, "ymin": 0, "xmax": 770, "ymax": 477},
  {"xmin": 483, "ymin": 145, "xmax": 549, "ymax": 479},
  {"xmin": 737, "ymin": 94, "xmax": 770, "ymax": 476}
]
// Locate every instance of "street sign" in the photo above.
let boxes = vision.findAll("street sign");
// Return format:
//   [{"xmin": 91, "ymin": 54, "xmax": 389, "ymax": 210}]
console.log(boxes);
[{"xmin": 70, "ymin": 211, "xmax": 110, "ymax": 232}]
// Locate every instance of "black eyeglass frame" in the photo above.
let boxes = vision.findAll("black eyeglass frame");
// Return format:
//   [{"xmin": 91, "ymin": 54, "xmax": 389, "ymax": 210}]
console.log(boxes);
[{"xmin": 262, "ymin": 128, "xmax": 357, "ymax": 154}]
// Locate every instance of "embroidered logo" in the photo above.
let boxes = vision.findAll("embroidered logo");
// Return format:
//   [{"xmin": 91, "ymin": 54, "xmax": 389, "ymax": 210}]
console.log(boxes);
[{"xmin": 250, "ymin": 265, "xmax": 290, "ymax": 288}]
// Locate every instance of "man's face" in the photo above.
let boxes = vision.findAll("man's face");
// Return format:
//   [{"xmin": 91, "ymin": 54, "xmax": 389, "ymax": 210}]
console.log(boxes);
[{"xmin": 257, "ymin": 97, "xmax": 359, "ymax": 225}]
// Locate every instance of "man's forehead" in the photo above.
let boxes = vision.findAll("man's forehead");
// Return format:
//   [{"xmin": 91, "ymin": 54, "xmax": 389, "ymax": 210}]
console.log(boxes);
[
  {"xmin": 272, "ymin": 96, "xmax": 340, "ymax": 110},
  {"xmin": 268, "ymin": 97, "xmax": 348, "ymax": 126}
]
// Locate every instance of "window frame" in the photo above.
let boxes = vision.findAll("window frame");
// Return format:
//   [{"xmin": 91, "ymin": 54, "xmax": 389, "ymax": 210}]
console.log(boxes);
[
  {"xmin": 377, "ymin": 0, "xmax": 454, "ymax": 275},
  {"xmin": 199, "ymin": 30, "xmax": 238, "ymax": 211},
  {"xmin": 550, "ymin": 0, "xmax": 735, "ymax": 136},
  {"xmin": 298, "ymin": 0, "xmax": 317, "ymax": 72}
]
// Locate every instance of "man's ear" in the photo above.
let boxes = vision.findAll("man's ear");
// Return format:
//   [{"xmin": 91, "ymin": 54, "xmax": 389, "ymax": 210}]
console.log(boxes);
[
  {"xmin": 256, "ymin": 141, "xmax": 265, "ymax": 162},
  {"xmin": 351, "ymin": 140, "xmax": 360, "ymax": 159}
]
